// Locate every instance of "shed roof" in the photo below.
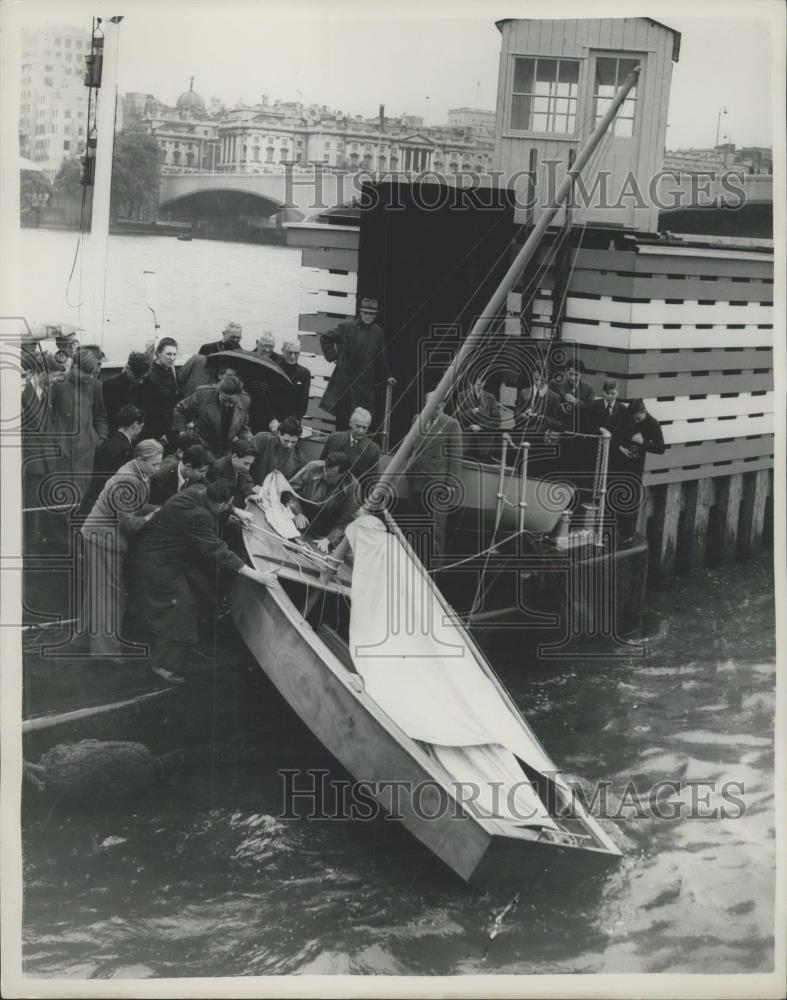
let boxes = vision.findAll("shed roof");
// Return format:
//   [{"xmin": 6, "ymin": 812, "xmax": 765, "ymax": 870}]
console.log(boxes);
[{"xmin": 494, "ymin": 17, "xmax": 681, "ymax": 62}]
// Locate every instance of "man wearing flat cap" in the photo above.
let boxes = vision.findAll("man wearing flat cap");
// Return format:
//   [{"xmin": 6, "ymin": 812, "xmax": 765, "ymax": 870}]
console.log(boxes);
[
  {"xmin": 198, "ymin": 321, "xmax": 243, "ymax": 357},
  {"xmin": 319, "ymin": 297, "xmax": 395, "ymax": 432}
]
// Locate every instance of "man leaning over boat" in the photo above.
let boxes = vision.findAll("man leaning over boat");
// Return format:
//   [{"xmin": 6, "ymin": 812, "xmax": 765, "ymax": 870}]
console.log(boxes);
[{"xmin": 127, "ymin": 478, "xmax": 276, "ymax": 684}]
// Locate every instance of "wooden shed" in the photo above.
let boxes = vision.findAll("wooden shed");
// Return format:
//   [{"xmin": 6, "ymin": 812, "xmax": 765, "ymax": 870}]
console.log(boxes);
[{"xmin": 493, "ymin": 18, "xmax": 680, "ymax": 231}]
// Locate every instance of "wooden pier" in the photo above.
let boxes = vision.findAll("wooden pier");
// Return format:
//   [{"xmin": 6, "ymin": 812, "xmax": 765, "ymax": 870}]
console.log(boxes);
[{"xmin": 285, "ymin": 217, "xmax": 774, "ymax": 581}]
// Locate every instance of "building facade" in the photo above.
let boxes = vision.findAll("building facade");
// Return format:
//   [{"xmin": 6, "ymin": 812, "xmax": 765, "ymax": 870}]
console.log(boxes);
[
  {"xmin": 214, "ymin": 109, "xmax": 494, "ymax": 174},
  {"xmin": 447, "ymin": 107, "xmax": 496, "ymax": 134},
  {"xmin": 19, "ymin": 24, "xmax": 92, "ymax": 178}
]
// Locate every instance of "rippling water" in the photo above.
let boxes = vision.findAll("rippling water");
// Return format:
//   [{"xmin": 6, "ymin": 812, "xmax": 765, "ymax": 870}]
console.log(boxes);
[{"xmin": 23, "ymin": 553, "xmax": 775, "ymax": 978}]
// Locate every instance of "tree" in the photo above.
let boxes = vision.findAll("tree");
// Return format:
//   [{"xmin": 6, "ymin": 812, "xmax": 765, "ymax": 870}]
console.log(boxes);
[
  {"xmin": 110, "ymin": 128, "xmax": 161, "ymax": 220},
  {"xmin": 20, "ymin": 169, "xmax": 51, "ymax": 217},
  {"xmin": 53, "ymin": 156, "xmax": 83, "ymax": 200}
]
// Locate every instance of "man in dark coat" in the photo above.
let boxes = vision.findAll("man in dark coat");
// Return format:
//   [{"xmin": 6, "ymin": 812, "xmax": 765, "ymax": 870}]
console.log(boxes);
[
  {"xmin": 550, "ymin": 362, "xmax": 595, "ymax": 432},
  {"xmin": 172, "ymin": 374, "xmax": 252, "ymax": 456},
  {"xmin": 101, "ymin": 352, "xmax": 150, "ymax": 430},
  {"xmin": 583, "ymin": 378, "xmax": 628, "ymax": 435},
  {"xmin": 208, "ymin": 440, "xmax": 257, "ymax": 507},
  {"xmin": 81, "ymin": 404, "xmax": 145, "ymax": 514},
  {"xmin": 514, "ymin": 371, "xmax": 564, "ymax": 436},
  {"xmin": 274, "ymin": 339, "xmax": 312, "ymax": 421},
  {"xmin": 128, "ymin": 478, "xmax": 275, "ymax": 683},
  {"xmin": 452, "ymin": 375, "xmax": 501, "ymax": 461},
  {"xmin": 21, "ymin": 351, "xmax": 57, "ymax": 547},
  {"xmin": 289, "ymin": 452, "xmax": 360, "ymax": 552},
  {"xmin": 320, "ymin": 406, "xmax": 380, "ymax": 488},
  {"xmin": 319, "ymin": 297, "xmax": 394, "ymax": 431},
  {"xmin": 198, "ymin": 321, "xmax": 243, "ymax": 356},
  {"xmin": 608, "ymin": 398, "xmax": 665, "ymax": 546},
  {"xmin": 251, "ymin": 416, "xmax": 306, "ymax": 486},
  {"xmin": 149, "ymin": 443, "xmax": 211, "ymax": 505},
  {"xmin": 44, "ymin": 347, "xmax": 108, "ymax": 509}
]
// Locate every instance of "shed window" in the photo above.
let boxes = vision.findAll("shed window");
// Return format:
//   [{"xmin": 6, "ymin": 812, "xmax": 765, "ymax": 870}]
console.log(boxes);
[
  {"xmin": 594, "ymin": 57, "xmax": 638, "ymax": 137},
  {"xmin": 510, "ymin": 57, "xmax": 579, "ymax": 134}
]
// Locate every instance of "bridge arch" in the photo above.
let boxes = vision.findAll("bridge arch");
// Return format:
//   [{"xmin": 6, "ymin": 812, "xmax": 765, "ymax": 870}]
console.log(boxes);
[{"xmin": 158, "ymin": 187, "xmax": 305, "ymax": 222}]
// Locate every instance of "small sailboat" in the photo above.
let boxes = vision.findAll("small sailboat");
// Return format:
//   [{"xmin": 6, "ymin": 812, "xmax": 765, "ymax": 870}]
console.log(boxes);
[{"xmin": 231, "ymin": 69, "xmax": 638, "ymax": 883}]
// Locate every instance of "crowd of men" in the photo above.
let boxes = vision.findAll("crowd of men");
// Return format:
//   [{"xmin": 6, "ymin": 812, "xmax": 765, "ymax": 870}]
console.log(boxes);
[
  {"xmin": 21, "ymin": 302, "xmax": 664, "ymax": 684},
  {"xmin": 20, "ymin": 305, "xmax": 397, "ymax": 684}
]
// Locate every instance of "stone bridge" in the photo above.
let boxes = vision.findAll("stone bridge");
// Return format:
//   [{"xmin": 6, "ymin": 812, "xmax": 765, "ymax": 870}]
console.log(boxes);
[
  {"xmin": 158, "ymin": 168, "xmax": 772, "ymax": 224},
  {"xmin": 158, "ymin": 169, "xmax": 383, "ymax": 222}
]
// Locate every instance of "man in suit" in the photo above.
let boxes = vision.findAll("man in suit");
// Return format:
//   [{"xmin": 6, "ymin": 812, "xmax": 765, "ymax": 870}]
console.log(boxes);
[
  {"xmin": 102, "ymin": 352, "xmax": 150, "ymax": 430},
  {"xmin": 198, "ymin": 321, "xmax": 243, "ymax": 357},
  {"xmin": 172, "ymin": 373, "xmax": 252, "ymax": 456},
  {"xmin": 81, "ymin": 404, "xmax": 146, "ymax": 513},
  {"xmin": 208, "ymin": 439, "xmax": 257, "ymax": 508},
  {"xmin": 515, "ymin": 371, "xmax": 564, "ymax": 436},
  {"xmin": 274, "ymin": 339, "xmax": 312, "ymax": 421},
  {"xmin": 550, "ymin": 362, "xmax": 595, "ymax": 431},
  {"xmin": 44, "ymin": 346, "xmax": 108, "ymax": 512},
  {"xmin": 251, "ymin": 416, "xmax": 307, "ymax": 486},
  {"xmin": 609, "ymin": 398, "xmax": 666, "ymax": 547},
  {"xmin": 288, "ymin": 452, "xmax": 361, "ymax": 553},
  {"xmin": 319, "ymin": 406, "xmax": 380, "ymax": 489},
  {"xmin": 583, "ymin": 378, "xmax": 628, "ymax": 435},
  {"xmin": 319, "ymin": 297, "xmax": 395, "ymax": 431},
  {"xmin": 80, "ymin": 439, "xmax": 163, "ymax": 663},
  {"xmin": 128, "ymin": 478, "xmax": 274, "ymax": 683},
  {"xmin": 406, "ymin": 392, "xmax": 463, "ymax": 560},
  {"xmin": 21, "ymin": 351, "xmax": 57, "ymax": 545},
  {"xmin": 149, "ymin": 443, "xmax": 211, "ymax": 505},
  {"xmin": 452, "ymin": 374, "xmax": 501, "ymax": 461}
]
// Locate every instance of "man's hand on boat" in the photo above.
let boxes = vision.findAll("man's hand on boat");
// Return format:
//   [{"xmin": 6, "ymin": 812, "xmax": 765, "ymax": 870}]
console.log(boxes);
[
  {"xmin": 293, "ymin": 513, "xmax": 308, "ymax": 530},
  {"xmin": 314, "ymin": 537, "xmax": 331, "ymax": 554},
  {"xmin": 232, "ymin": 507, "xmax": 255, "ymax": 530},
  {"xmin": 239, "ymin": 565, "xmax": 279, "ymax": 587}
]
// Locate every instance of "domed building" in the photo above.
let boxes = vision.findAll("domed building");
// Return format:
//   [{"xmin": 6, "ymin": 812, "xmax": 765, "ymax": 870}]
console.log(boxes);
[{"xmin": 176, "ymin": 77, "xmax": 206, "ymax": 117}]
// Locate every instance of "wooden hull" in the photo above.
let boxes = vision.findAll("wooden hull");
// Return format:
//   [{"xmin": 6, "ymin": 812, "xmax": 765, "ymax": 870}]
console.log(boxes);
[{"xmin": 232, "ymin": 513, "xmax": 621, "ymax": 884}]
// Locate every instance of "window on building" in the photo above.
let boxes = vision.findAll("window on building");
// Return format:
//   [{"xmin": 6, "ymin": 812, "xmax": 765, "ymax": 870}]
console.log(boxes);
[
  {"xmin": 253, "ymin": 146, "xmax": 260, "ymax": 162},
  {"xmin": 64, "ymin": 140, "xmax": 70, "ymax": 150},
  {"xmin": 44, "ymin": 77, "xmax": 53, "ymax": 87},
  {"xmin": 594, "ymin": 57, "xmax": 638, "ymax": 137},
  {"xmin": 509, "ymin": 57, "xmax": 579, "ymax": 133},
  {"xmin": 266, "ymin": 146, "xmax": 274, "ymax": 163},
  {"xmin": 65, "ymin": 38, "xmax": 71, "ymax": 47},
  {"xmin": 66, "ymin": 52, "xmax": 72, "ymax": 61},
  {"xmin": 65, "ymin": 109, "xmax": 71, "ymax": 118}
]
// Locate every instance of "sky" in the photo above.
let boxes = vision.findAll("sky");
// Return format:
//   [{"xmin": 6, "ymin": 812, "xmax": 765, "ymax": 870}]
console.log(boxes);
[{"xmin": 5, "ymin": 0, "xmax": 781, "ymax": 149}]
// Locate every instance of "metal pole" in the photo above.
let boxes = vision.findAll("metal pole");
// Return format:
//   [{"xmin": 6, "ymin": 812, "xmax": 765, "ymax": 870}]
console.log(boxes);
[
  {"xmin": 493, "ymin": 433, "xmax": 510, "ymax": 535},
  {"xmin": 518, "ymin": 441, "xmax": 530, "ymax": 535},
  {"xmin": 89, "ymin": 16, "xmax": 123, "ymax": 346},
  {"xmin": 381, "ymin": 380, "xmax": 393, "ymax": 453},
  {"xmin": 596, "ymin": 431, "xmax": 611, "ymax": 548},
  {"xmin": 369, "ymin": 66, "xmax": 640, "ymax": 508}
]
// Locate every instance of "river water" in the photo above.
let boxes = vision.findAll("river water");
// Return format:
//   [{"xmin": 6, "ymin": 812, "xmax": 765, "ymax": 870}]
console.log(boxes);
[
  {"xmin": 19, "ymin": 230, "xmax": 777, "ymax": 980},
  {"xmin": 17, "ymin": 228, "xmax": 304, "ymax": 364}
]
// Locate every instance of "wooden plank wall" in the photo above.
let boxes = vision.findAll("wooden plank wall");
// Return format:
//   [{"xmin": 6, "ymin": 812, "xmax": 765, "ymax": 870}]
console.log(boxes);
[
  {"xmin": 286, "ymin": 223, "xmax": 360, "ymax": 435},
  {"xmin": 289, "ymin": 222, "xmax": 775, "ymax": 577},
  {"xmin": 510, "ymin": 233, "xmax": 775, "ymax": 574}
]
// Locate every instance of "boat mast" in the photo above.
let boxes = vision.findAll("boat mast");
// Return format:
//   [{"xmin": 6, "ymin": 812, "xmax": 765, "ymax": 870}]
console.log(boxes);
[
  {"xmin": 88, "ymin": 16, "xmax": 123, "ymax": 347},
  {"xmin": 371, "ymin": 66, "xmax": 640, "ymax": 499}
]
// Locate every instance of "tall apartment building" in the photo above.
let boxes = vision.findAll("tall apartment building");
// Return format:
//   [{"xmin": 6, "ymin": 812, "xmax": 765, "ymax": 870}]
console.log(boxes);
[{"xmin": 19, "ymin": 24, "xmax": 93, "ymax": 178}]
